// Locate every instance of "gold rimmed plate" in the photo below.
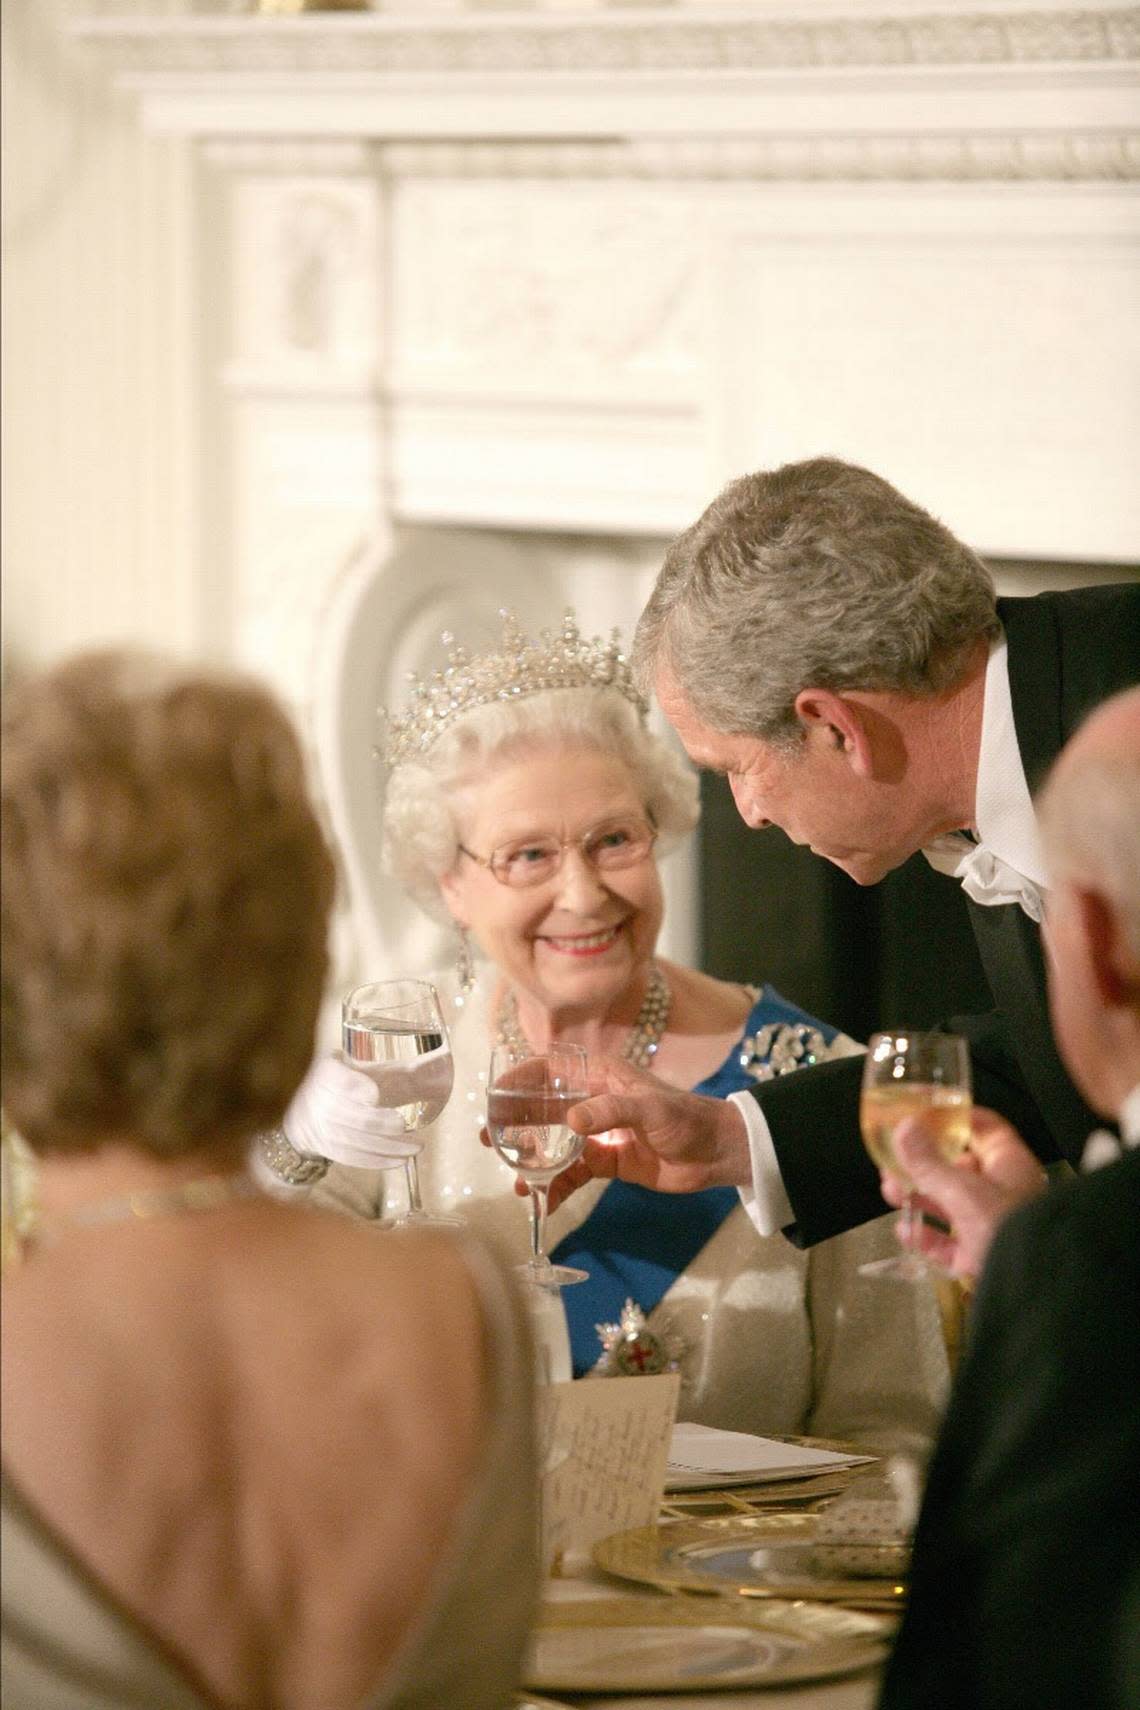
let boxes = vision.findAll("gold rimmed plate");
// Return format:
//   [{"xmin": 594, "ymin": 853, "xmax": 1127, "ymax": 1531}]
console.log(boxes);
[
  {"xmin": 662, "ymin": 1467, "xmax": 856, "ymax": 1514},
  {"xmin": 523, "ymin": 1595, "xmax": 891, "ymax": 1693},
  {"xmin": 593, "ymin": 1513, "xmax": 908, "ymax": 1611}
]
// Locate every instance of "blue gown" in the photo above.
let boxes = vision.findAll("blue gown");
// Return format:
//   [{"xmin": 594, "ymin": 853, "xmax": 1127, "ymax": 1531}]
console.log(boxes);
[{"xmin": 551, "ymin": 984, "xmax": 840, "ymax": 1376}]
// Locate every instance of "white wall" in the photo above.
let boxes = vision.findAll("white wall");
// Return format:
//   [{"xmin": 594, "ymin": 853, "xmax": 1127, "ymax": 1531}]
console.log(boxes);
[
  {"xmin": 1, "ymin": 0, "xmax": 197, "ymax": 679},
  {"xmin": 3, "ymin": 2, "xmax": 1137, "ymax": 689}
]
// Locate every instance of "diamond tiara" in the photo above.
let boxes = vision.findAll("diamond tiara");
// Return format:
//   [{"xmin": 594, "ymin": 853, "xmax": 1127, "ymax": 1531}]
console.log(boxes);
[{"xmin": 381, "ymin": 608, "xmax": 649, "ymax": 769}]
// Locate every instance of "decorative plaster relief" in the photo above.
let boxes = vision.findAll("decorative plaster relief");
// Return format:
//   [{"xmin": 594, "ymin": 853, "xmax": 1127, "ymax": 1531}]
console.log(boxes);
[
  {"xmin": 392, "ymin": 183, "xmax": 700, "ymax": 384},
  {"xmin": 228, "ymin": 174, "xmax": 380, "ymax": 372}
]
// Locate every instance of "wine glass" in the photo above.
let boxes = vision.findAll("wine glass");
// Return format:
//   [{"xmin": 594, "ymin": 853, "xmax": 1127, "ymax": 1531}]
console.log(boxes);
[
  {"xmin": 341, "ymin": 979, "xmax": 460, "ymax": 1227},
  {"xmin": 858, "ymin": 1030, "xmax": 972, "ymax": 1281},
  {"xmin": 486, "ymin": 1043, "xmax": 589, "ymax": 1288}
]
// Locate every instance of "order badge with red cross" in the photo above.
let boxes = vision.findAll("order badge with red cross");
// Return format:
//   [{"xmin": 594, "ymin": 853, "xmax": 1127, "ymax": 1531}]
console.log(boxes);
[{"xmin": 594, "ymin": 1298, "xmax": 680, "ymax": 1378}]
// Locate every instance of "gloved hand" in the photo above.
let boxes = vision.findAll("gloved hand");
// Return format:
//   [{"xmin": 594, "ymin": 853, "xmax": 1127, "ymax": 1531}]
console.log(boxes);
[{"xmin": 283, "ymin": 1052, "xmax": 419, "ymax": 1170}]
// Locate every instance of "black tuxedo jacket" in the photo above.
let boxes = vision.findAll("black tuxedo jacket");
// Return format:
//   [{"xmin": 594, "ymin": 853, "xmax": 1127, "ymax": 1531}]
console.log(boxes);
[
  {"xmin": 877, "ymin": 1144, "xmax": 1140, "ymax": 1710},
  {"xmin": 748, "ymin": 582, "xmax": 1140, "ymax": 1246}
]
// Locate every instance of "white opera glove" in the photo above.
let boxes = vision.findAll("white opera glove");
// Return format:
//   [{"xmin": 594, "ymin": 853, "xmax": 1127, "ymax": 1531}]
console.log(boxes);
[{"xmin": 283, "ymin": 1051, "xmax": 420, "ymax": 1171}]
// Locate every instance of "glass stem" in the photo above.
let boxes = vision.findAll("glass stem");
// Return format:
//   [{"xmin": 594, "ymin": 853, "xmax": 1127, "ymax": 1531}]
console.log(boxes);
[
  {"xmin": 403, "ymin": 1158, "xmax": 425, "ymax": 1217},
  {"xmin": 898, "ymin": 1191, "xmax": 923, "ymax": 1245},
  {"xmin": 528, "ymin": 1183, "xmax": 551, "ymax": 1272}
]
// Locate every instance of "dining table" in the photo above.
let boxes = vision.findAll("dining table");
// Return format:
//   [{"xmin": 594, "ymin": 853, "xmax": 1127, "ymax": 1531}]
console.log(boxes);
[
  {"xmin": 518, "ymin": 1456, "xmax": 904, "ymax": 1710},
  {"xmin": 521, "ymin": 1564, "xmax": 886, "ymax": 1710}
]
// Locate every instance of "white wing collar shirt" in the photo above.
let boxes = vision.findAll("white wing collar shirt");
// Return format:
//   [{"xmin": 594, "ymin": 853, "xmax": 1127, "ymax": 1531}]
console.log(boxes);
[
  {"xmin": 920, "ymin": 637, "xmax": 1048, "ymax": 923},
  {"xmin": 735, "ymin": 634, "xmax": 1049, "ymax": 1238},
  {"xmin": 1081, "ymin": 1084, "xmax": 1140, "ymax": 1172}
]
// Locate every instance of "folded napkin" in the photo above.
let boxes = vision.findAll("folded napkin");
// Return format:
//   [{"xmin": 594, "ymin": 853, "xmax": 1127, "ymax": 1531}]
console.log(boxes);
[
  {"xmin": 808, "ymin": 1460, "xmax": 921, "ymax": 1579},
  {"xmin": 666, "ymin": 1422, "xmax": 874, "ymax": 1491}
]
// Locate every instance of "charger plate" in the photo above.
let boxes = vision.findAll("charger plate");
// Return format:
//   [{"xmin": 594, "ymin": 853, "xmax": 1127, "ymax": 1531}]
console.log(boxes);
[
  {"xmin": 662, "ymin": 1468, "xmax": 855, "ymax": 1514},
  {"xmin": 593, "ymin": 1513, "xmax": 907, "ymax": 1611},
  {"xmin": 523, "ymin": 1594, "xmax": 891, "ymax": 1693}
]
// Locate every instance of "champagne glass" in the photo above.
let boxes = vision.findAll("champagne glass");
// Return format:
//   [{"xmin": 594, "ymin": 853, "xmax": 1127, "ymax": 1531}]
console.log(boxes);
[
  {"xmin": 342, "ymin": 979, "xmax": 459, "ymax": 1227},
  {"xmin": 486, "ymin": 1043, "xmax": 589, "ymax": 1287},
  {"xmin": 858, "ymin": 1030, "xmax": 972, "ymax": 1281}
]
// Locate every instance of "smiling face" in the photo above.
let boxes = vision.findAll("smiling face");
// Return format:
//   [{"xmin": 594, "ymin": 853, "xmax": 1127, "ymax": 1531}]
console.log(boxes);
[
  {"xmin": 655, "ymin": 663, "xmax": 950, "ymax": 886},
  {"xmin": 439, "ymin": 742, "xmax": 664, "ymax": 1025}
]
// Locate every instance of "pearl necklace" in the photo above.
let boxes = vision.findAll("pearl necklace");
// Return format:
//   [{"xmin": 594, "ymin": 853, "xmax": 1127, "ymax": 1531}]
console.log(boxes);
[{"xmin": 495, "ymin": 963, "xmax": 671, "ymax": 1070}]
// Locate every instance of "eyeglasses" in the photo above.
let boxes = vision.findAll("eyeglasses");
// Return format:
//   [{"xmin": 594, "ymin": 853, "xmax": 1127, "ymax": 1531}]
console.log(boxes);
[{"xmin": 459, "ymin": 814, "xmax": 657, "ymax": 889}]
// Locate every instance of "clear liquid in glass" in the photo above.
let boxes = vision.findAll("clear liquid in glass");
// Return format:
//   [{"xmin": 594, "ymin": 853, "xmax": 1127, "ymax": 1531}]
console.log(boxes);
[
  {"xmin": 341, "ymin": 1019, "xmax": 454, "ymax": 1132},
  {"xmin": 486, "ymin": 1087, "xmax": 585, "ymax": 1185}
]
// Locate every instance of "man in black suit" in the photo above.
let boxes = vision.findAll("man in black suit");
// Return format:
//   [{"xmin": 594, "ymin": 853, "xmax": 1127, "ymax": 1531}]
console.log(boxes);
[
  {"xmin": 874, "ymin": 687, "xmax": 1140, "ymax": 1709},
  {"xmin": 558, "ymin": 457, "xmax": 1139, "ymax": 1245}
]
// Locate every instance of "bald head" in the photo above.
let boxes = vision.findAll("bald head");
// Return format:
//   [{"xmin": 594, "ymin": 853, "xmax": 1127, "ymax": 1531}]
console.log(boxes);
[
  {"xmin": 1038, "ymin": 687, "xmax": 1140, "ymax": 958},
  {"xmin": 1037, "ymin": 686, "xmax": 1140, "ymax": 1123}
]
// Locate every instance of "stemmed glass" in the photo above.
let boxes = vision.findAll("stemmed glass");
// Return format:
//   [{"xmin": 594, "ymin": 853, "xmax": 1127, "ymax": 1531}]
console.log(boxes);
[
  {"xmin": 486, "ymin": 1043, "xmax": 590, "ymax": 1288},
  {"xmin": 858, "ymin": 1030, "xmax": 972, "ymax": 1281},
  {"xmin": 342, "ymin": 979, "xmax": 459, "ymax": 1227}
]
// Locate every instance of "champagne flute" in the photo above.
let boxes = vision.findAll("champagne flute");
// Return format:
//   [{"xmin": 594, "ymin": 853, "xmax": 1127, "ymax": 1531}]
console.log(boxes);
[
  {"xmin": 342, "ymin": 979, "xmax": 460, "ymax": 1227},
  {"xmin": 858, "ymin": 1030, "xmax": 972, "ymax": 1281},
  {"xmin": 486, "ymin": 1043, "xmax": 589, "ymax": 1287}
]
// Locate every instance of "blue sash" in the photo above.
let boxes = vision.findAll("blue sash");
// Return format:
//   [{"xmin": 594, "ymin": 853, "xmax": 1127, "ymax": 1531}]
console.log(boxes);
[{"xmin": 550, "ymin": 985, "xmax": 840, "ymax": 1376}]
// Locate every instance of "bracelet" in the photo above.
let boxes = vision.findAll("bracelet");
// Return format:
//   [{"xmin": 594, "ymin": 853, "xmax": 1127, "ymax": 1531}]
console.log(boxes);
[{"xmin": 258, "ymin": 1127, "xmax": 330, "ymax": 1187}]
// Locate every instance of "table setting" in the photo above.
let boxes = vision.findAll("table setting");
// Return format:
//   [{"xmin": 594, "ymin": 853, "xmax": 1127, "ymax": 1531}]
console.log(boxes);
[
  {"xmin": 296, "ymin": 974, "xmax": 927, "ymax": 1708},
  {"xmin": 515, "ymin": 1418, "xmax": 916, "ymax": 1710}
]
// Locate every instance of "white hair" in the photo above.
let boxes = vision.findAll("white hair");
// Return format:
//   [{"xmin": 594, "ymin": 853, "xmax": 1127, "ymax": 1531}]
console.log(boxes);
[{"xmin": 381, "ymin": 687, "xmax": 700, "ymax": 921}]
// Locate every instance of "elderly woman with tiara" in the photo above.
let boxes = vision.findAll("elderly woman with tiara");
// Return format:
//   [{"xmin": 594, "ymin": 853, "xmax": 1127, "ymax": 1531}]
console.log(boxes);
[{"xmin": 264, "ymin": 611, "xmax": 950, "ymax": 1452}]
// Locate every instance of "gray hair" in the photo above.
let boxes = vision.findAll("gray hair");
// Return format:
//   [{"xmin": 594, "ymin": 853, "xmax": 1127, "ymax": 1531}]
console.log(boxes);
[
  {"xmin": 1037, "ymin": 694, "xmax": 1140, "ymax": 960},
  {"xmin": 634, "ymin": 456, "xmax": 1001, "ymax": 746},
  {"xmin": 381, "ymin": 686, "xmax": 700, "ymax": 921}
]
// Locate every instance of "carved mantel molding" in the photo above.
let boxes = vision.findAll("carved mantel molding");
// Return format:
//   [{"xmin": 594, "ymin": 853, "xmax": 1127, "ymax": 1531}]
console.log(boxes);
[
  {"xmin": 64, "ymin": 5, "xmax": 1139, "ymax": 985},
  {"xmin": 75, "ymin": 5, "xmax": 1140, "ymax": 178},
  {"xmin": 72, "ymin": 7, "xmax": 1140, "ymax": 76}
]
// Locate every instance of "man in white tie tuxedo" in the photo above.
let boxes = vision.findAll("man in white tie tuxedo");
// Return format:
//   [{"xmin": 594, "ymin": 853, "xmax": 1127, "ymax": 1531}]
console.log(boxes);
[
  {"xmin": 558, "ymin": 456, "xmax": 1140, "ymax": 1246},
  {"xmin": 875, "ymin": 685, "xmax": 1140, "ymax": 1710}
]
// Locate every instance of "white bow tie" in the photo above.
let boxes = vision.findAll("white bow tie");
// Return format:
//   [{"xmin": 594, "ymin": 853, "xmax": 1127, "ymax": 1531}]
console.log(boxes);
[{"xmin": 923, "ymin": 834, "xmax": 1043, "ymax": 923}]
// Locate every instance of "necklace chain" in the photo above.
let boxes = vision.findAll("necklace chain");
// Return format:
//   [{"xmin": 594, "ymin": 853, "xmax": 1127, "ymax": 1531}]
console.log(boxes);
[
  {"xmin": 495, "ymin": 963, "xmax": 671, "ymax": 1070},
  {"xmin": 31, "ymin": 1172, "xmax": 260, "ymax": 1246}
]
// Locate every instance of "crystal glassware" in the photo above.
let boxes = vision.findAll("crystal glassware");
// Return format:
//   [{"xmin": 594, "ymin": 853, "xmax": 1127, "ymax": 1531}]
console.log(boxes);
[
  {"xmin": 858, "ymin": 1029, "xmax": 972, "ymax": 1281},
  {"xmin": 486, "ymin": 1043, "xmax": 589, "ymax": 1287},
  {"xmin": 342, "ymin": 979, "xmax": 459, "ymax": 1227}
]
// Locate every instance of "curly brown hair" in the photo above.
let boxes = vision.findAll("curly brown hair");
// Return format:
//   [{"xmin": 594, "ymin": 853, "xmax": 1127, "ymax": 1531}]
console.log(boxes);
[{"xmin": 1, "ymin": 650, "xmax": 336, "ymax": 1157}]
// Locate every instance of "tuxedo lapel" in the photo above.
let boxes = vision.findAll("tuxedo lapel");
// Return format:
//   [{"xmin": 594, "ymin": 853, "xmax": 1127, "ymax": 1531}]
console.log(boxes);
[
  {"xmin": 996, "ymin": 595, "xmax": 1063, "ymax": 796},
  {"xmin": 998, "ymin": 587, "xmax": 1140, "ymax": 797},
  {"xmin": 988, "ymin": 589, "xmax": 1138, "ymax": 1142},
  {"xmin": 967, "ymin": 898, "xmax": 1099, "ymax": 1148}
]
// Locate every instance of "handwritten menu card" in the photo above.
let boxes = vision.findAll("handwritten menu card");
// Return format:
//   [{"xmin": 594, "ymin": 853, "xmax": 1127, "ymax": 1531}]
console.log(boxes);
[{"xmin": 537, "ymin": 1372, "xmax": 680, "ymax": 1572}]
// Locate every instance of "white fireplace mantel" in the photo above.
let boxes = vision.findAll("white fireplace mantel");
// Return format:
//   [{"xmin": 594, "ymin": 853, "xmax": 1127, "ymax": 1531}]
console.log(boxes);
[
  {"xmin": 73, "ymin": 4, "xmax": 1139, "ymax": 981},
  {"xmin": 71, "ymin": 3, "xmax": 1140, "ymax": 625},
  {"xmin": 76, "ymin": 5, "xmax": 1140, "ymax": 152}
]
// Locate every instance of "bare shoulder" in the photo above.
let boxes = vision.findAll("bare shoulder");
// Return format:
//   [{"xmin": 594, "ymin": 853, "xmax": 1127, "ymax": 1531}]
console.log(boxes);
[
  {"xmin": 249, "ymin": 1210, "xmax": 495, "ymax": 1489},
  {"xmin": 287, "ymin": 1211, "xmax": 490, "ymax": 1359},
  {"xmin": 659, "ymin": 960, "xmax": 753, "ymax": 1037}
]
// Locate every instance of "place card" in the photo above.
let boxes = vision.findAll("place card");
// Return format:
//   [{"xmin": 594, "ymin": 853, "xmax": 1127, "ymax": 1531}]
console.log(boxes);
[{"xmin": 537, "ymin": 1372, "xmax": 680, "ymax": 1573}]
